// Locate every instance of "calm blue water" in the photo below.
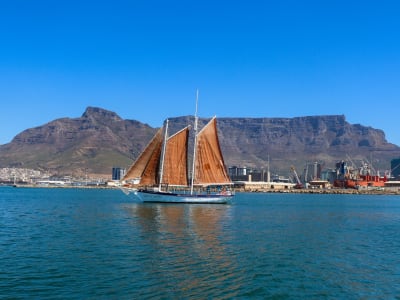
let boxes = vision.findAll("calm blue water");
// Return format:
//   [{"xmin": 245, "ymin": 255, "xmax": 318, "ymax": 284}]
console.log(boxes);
[{"xmin": 1, "ymin": 187, "xmax": 400, "ymax": 299}]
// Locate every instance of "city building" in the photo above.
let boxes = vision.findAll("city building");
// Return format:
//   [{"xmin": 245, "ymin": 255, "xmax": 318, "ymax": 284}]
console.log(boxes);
[
  {"xmin": 112, "ymin": 167, "xmax": 126, "ymax": 181},
  {"xmin": 391, "ymin": 158, "xmax": 400, "ymax": 179}
]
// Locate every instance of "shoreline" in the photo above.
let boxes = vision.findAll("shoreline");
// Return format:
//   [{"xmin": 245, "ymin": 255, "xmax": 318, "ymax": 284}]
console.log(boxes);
[
  {"xmin": 236, "ymin": 187, "xmax": 400, "ymax": 195},
  {"xmin": 5, "ymin": 184, "xmax": 400, "ymax": 195}
]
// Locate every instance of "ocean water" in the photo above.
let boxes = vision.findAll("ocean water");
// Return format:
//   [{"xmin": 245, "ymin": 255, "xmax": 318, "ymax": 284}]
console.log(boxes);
[{"xmin": 1, "ymin": 187, "xmax": 400, "ymax": 299}]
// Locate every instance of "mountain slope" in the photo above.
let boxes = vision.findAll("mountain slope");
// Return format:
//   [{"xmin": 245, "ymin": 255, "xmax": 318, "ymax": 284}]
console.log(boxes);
[
  {"xmin": 0, "ymin": 107, "xmax": 156, "ymax": 175},
  {"xmin": 0, "ymin": 107, "xmax": 399, "ymax": 177},
  {"xmin": 169, "ymin": 115, "xmax": 400, "ymax": 174}
]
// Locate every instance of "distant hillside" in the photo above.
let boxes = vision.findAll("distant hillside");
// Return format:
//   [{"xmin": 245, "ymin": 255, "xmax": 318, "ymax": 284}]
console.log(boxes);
[
  {"xmin": 0, "ymin": 107, "xmax": 399, "ymax": 177},
  {"xmin": 169, "ymin": 115, "xmax": 400, "ymax": 175},
  {"xmin": 0, "ymin": 107, "xmax": 156, "ymax": 176}
]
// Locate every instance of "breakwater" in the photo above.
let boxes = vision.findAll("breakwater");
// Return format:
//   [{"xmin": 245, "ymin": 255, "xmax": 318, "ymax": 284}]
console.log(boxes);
[{"xmin": 235, "ymin": 187, "xmax": 400, "ymax": 195}]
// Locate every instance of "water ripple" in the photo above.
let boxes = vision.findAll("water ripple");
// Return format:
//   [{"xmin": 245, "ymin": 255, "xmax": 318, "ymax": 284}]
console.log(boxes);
[{"xmin": 1, "ymin": 188, "xmax": 400, "ymax": 298}]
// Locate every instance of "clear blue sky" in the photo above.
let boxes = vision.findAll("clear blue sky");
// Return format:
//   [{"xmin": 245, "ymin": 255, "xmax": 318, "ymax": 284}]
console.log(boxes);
[{"xmin": 1, "ymin": 0, "xmax": 399, "ymax": 145}]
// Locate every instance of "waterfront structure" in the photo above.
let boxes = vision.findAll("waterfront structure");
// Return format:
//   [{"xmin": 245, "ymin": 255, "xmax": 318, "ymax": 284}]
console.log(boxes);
[
  {"xmin": 112, "ymin": 167, "xmax": 126, "ymax": 180},
  {"xmin": 391, "ymin": 158, "xmax": 400, "ymax": 179}
]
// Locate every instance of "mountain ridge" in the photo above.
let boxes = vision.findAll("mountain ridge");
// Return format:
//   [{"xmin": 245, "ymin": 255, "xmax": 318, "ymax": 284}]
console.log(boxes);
[{"xmin": 0, "ymin": 107, "xmax": 399, "ymax": 177}]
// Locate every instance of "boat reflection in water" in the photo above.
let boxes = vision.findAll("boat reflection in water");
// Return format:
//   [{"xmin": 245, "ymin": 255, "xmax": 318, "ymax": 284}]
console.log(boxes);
[{"xmin": 124, "ymin": 203, "xmax": 242, "ymax": 298}]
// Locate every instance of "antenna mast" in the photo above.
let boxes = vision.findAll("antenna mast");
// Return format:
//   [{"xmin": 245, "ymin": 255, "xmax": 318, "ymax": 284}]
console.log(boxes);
[
  {"xmin": 190, "ymin": 89, "xmax": 199, "ymax": 194},
  {"xmin": 158, "ymin": 119, "xmax": 169, "ymax": 191}
]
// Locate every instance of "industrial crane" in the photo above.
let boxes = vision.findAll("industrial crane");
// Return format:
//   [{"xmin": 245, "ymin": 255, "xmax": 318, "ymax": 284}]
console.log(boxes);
[{"xmin": 291, "ymin": 166, "xmax": 304, "ymax": 189}]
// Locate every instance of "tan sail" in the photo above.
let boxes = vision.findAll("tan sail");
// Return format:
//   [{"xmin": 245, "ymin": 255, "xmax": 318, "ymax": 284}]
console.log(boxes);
[
  {"xmin": 194, "ymin": 117, "xmax": 231, "ymax": 184},
  {"xmin": 162, "ymin": 126, "xmax": 189, "ymax": 186},
  {"xmin": 122, "ymin": 128, "xmax": 163, "ymax": 185},
  {"xmin": 121, "ymin": 114, "xmax": 233, "ymax": 203}
]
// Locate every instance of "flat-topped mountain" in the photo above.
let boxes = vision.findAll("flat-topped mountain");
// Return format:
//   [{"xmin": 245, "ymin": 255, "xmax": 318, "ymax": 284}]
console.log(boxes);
[{"xmin": 0, "ymin": 107, "xmax": 399, "ymax": 177}]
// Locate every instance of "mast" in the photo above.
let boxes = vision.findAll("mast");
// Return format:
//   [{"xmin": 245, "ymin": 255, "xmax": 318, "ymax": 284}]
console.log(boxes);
[
  {"xmin": 190, "ymin": 89, "xmax": 199, "ymax": 194},
  {"xmin": 158, "ymin": 119, "xmax": 169, "ymax": 191}
]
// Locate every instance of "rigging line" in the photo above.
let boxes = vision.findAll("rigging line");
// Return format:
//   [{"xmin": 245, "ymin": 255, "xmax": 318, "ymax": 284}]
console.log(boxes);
[{"xmin": 190, "ymin": 89, "xmax": 199, "ymax": 195}]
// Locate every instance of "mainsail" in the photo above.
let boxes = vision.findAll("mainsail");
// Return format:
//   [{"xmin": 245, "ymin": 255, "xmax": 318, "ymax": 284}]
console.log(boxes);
[
  {"xmin": 123, "ymin": 117, "xmax": 231, "ymax": 188},
  {"xmin": 162, "ymin": 126, "xmax": 189, "ymax": 186},
  {"xmin": 194, "ymin": 117, "xmax": 231, "ymax": 185}
]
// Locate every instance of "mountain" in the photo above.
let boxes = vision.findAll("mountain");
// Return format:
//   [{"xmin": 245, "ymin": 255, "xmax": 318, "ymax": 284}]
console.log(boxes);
[
  {"xmin": 0, "ymin": 107, "xmax": 155, "ymax": 176},
  {"xmin": 169, "ymin": 115, "xmax": 400, "ymax": 174},
  {"xmin": 0, "ymin": 107, "xmax": 399, "ymax": 177}
]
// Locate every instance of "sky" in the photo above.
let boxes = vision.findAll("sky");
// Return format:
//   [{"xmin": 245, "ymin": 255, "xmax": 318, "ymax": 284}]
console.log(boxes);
[{"xmin": 0, "ymin": 0, "xmax": 399, "ymax": 145}]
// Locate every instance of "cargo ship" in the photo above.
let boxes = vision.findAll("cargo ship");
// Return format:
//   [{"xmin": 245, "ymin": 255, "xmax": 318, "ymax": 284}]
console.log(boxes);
[{"xmin": 333, "ymin": 161, "xmax": 387, "ymax": 189}]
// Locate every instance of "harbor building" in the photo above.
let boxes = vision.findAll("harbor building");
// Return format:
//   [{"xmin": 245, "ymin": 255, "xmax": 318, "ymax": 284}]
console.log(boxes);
[
  {"xmin": 112, "ymin": 167, "xmax": 126, "ymax": 181},
  {"xmin": 391, "ymin": 158, "xmax": 400, "ymax": 179}
]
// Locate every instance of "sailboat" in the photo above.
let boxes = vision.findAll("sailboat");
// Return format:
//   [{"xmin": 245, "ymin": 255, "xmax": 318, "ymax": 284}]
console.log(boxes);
[{"xmin": 121, "ymin": 96, "xmax": 234, "ymax": 204}]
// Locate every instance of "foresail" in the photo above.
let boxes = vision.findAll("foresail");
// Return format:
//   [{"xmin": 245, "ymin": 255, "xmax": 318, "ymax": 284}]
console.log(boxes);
[
  {"xmin": 122, "ymin": 128, "xmax": 163, "ymax": 185},
  {"xmin": 194, "ymin": 117, "xmax": 231, "ymax": 184},
  {"xmin": 162, "ymin": 126, "xmax": 189, "ymax": 186},
  {"xmin": 140, "ymin": 142, "xmax": 162, "ymax": 185}
]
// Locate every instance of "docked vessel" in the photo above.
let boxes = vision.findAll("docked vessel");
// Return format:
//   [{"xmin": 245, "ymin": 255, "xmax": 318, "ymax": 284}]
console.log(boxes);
[
  {"xmin": 333, "ymin": 161, "xmax": 387, "ymax": 189},
  {"xmin": 121, "ymin": 94, "xmax": 234, "ymax": 204}
]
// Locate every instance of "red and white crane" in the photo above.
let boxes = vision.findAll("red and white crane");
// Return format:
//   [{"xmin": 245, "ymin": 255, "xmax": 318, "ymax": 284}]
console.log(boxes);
[{"xmin": 291, "ymin": 166, "xmax": 304, "ymax": 189}]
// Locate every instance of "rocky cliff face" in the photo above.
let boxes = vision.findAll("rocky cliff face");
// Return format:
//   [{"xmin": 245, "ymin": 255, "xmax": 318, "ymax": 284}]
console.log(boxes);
[
  {"xmin": 0, "ymin": 107, "xmax": 155, "ymax": 175},
  {"xmin": 0, "ymin": 107, "xmax": 399, "ymax": 176},
  {"xmin": 169, "ymin": 115, "xmax": 399, "ymax": 174}
]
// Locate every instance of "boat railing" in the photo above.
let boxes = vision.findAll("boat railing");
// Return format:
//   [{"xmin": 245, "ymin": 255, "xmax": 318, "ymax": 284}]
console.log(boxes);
[{"xmin": 141, "ymin": 184, "xmax": 234, "ymax": 195}]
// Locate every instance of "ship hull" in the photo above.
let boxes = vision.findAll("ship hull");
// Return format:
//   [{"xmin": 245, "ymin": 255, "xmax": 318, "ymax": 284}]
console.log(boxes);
[
  {"xmin": 136, "ymin": 189, "xmax": 233, "ymax": 204},
  {"xmin": 346, "ymin": 179, "xmax": 386, "ymax": 189},
  {"xmin": 120, "ymin": 186, "xmax": 138, "ymax": 195},
  {"xmin": 334, "ymin": 177, "xmax": 387, "ymax": 189}
]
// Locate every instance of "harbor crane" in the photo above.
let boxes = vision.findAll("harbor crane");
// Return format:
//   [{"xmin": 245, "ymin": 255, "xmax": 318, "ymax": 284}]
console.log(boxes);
[{"xmin": 291, "ymin": 166, "xmax": 304, "ymax": 189}]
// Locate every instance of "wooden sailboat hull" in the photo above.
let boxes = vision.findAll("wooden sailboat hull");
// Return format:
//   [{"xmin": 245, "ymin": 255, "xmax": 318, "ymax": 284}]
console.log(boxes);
[
  {"xmin": 136, "ymin": 189, "xmax": 233, "ymax": 204},
  {"xmin": 120, "ymin": 186, "xmax": 138, "ymax": 195}
]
